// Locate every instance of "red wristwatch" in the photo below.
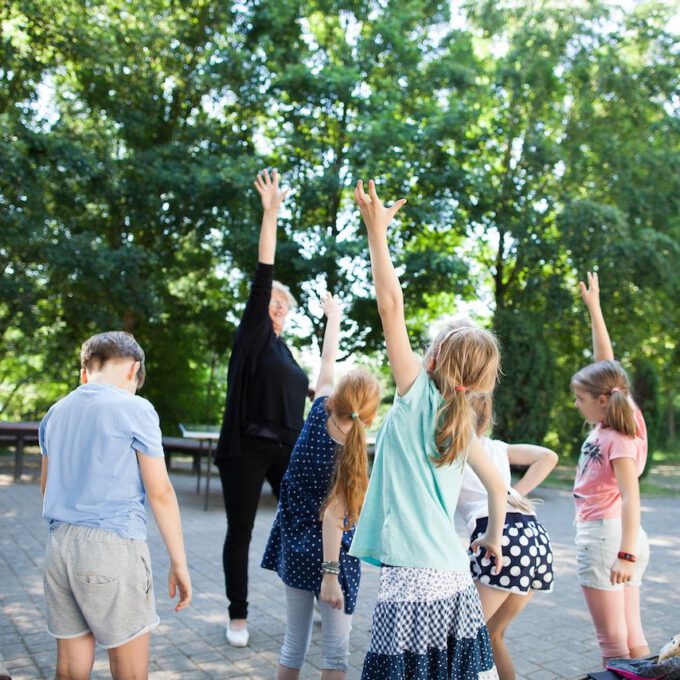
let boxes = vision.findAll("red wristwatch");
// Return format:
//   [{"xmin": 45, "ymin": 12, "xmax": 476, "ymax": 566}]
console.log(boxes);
[{"xmin": 617, "ymin": 551, "xmax": 637, "ymax": 563}]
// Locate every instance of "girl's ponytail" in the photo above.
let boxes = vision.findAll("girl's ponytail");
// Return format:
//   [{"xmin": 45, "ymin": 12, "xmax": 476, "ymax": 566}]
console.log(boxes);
[
  {"xmin": 322, "ymin": 370, "xmax": 381, "ymax": 529},
  {"xmin": 604, "ymin": 387, "xmax": 637, "ymax": 437},
  {"xmin": 435, "ymin": 391, "xmax": 475, "ymax": 467},
  {"xmin": 571, "ymin": 360, "xmax": 638, "ymax": 437},
  {"xmin": 331, "ymin": 415, "xmax": 369, "ymax": 529},
  {"xmin": 425, "ymin": 324, "xmax": 500, "ymax": 467}
]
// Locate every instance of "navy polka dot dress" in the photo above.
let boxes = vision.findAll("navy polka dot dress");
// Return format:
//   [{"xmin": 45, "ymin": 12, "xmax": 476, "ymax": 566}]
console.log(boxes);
[{"xmin": 261, "ymin": 397, "xmax": 361, "ymax": 615}]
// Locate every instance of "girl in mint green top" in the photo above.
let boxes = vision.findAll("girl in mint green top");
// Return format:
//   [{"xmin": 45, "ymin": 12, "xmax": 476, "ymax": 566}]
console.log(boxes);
[{"xmin": 351, "ymin": 179, "xmax": 507, "ymax": 680}]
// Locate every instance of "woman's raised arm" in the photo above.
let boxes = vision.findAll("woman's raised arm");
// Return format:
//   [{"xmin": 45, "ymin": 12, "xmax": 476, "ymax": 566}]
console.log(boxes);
[{"xmin": 255, "ymin": 169, "xmax": 289, "ymax": 265}]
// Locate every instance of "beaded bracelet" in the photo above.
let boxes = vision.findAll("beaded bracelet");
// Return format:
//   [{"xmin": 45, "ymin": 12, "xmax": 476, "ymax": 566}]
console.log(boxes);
[{"xmin": 321, "ymin": 560, "xmax": 341, "ymax": 575}]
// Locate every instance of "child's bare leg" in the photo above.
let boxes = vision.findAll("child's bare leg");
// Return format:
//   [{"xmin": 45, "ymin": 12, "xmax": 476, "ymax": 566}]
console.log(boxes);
[
  {"xmin": 485, "ymin": 592, "xmax": 534, "ymax": 680},
  {"xmin": 107, "ymin": 632, "xmax": 150, "ymax": 680},
  {"xmin": 321, "ymin": 671, "xmax": 345, "ymax": 680},
  {"xmin": 475, "ymin": 581, "xmax": 510, "ymax": 620},
  {"xmin": 56, "ymin": 633, "xmax": 95, "ymax": 680},
  {"xmin": 277, "ymin": 665, "xmax": 300, "ymax": 680}
]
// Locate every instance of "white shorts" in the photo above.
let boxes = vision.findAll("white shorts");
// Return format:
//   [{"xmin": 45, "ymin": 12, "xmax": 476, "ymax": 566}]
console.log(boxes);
[{"xmin": 575, "ymin": 518, "xmax": 649, "ymax": 591}]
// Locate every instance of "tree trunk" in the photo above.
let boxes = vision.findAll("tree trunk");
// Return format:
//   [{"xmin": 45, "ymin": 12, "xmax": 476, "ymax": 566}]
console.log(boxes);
[{"xmin": 667, "ymin": 391, "xmax": 675, "ymax": 445}]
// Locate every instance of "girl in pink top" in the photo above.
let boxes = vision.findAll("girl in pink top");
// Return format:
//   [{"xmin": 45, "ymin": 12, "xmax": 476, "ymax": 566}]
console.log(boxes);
[{"xmin": 571, "ymin": 272, "xmax": 650, "ymax": 667}]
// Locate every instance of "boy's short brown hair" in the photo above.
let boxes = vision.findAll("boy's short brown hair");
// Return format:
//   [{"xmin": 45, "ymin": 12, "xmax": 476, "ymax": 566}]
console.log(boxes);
[{"xmin": 80, "ymin": 331, "xmax": 146, "ymax": 387}]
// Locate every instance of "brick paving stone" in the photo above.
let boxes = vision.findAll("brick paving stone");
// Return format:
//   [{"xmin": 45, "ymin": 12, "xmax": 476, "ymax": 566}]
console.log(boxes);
[{"xmin": 2, "ymin": 470, "xmax": 680, "ymax": 679}]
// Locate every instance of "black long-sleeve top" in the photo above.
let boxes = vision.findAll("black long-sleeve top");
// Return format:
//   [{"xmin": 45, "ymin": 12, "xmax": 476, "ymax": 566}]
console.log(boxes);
[{"xmin": 215, "ymin": 263, "xmax": 309, "ymax": 461}]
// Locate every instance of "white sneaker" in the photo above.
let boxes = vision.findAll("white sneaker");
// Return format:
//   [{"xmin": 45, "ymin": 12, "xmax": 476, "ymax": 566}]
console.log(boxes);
[{"xmin": 226, "ymin": 622, "xmax": 249, "ymax": 647}]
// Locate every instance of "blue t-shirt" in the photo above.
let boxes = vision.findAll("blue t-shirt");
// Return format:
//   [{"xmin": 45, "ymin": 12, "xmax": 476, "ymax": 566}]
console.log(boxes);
[
  {"xmin": 261, "ymin": 397, "xmax": 361, "ymax": 614},
  {"xmin": 349, "ymin": 367, "xmax": 470, "ymax": 571},
  {"xmin": 39, "ymin": 383, "xmax": 165, "ymax": 540}
]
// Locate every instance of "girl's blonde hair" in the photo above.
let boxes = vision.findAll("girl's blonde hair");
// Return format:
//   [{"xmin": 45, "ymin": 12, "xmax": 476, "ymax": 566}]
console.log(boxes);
[
  {"xmin": 467, "ymin": 392, "xmax": 494, "ymax": 438},
  {"xmin": 449, "ymin": 324, "xmax": 535, "ymax": 513},
  {"xmin": 323, "ymin": 369, "xmax": 381, "ymax": 528},
  {"xmin": 423, "ymin": 321, "xmax": 500, "ymax": 467},
  {"xmin": 571, "ymin": 360, "xmax": 637, "ymax": 437}
]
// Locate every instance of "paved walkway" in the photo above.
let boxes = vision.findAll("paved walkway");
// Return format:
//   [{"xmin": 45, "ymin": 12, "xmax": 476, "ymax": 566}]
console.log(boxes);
[{"xmin": 1, "ymin": 465, "xmax": 679, "ymax": 679}]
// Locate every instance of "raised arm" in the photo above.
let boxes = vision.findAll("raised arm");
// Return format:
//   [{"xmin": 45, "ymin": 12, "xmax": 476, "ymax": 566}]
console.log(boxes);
[
  {"xmin": 238, "ymin": 170, "xmax": 289, "ymax": 330},
  {"xmin": 315, "ymin": 293, "xmax": 342, "ymax": 399},
  {"xmin": 255, "ymin": 169, "xmax": 288, "ymax": 265},
  {"xmin": 579, "ymin": 271, "xmax": 614, "ymax": 362},
  {"xmin": 507, "ymin": 444, "xmax": 559, "ymax": 497},
  {"xmin": 354, "ymin": 179, "xmax": 418, "ymax": 396}
]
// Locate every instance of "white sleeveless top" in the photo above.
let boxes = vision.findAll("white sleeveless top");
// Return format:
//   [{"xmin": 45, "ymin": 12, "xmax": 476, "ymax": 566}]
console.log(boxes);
[{"xmin": 457, "ymin": 437, "xmax": 532, "ymax": 535}]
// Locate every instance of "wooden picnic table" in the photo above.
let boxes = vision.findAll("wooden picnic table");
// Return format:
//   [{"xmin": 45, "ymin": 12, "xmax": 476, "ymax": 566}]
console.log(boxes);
[
  {"xmin": 179, "ymin": 424, "xmax": 220, "ymax": 510},
  {"xmin": 0, "ymin": 421, "xmax": 218, "ymax": 495},
  {"xmin": 0, "ymin": 421, "xmax": 40, "ymax": 480}
]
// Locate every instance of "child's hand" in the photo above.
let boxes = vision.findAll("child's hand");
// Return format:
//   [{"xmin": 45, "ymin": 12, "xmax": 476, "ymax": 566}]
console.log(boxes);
[
  {"xmin": 610, "ymin": 557, "xmax": 635, "ymax": 586},
  {"xmin": 320, "ymin": 574, "xmax": 344, "ymax": 610},
  {"xmin": 255, "ymin": 168, "xmax": 289, "ymax": 213},
  {"xmin": 579, "ymin": 271, "xmax": 601, "ymax": 310},
  {"xmin": 169, "ymin": 562, "xmax": 192, "ymax": 612},
  {"xmin": 470, "ymin": 533, "xmax": 503, "ymax": 575},
  {"xmin": 353, "ymin": 179, "xmax": 406, "ymax": 237},
  {"xmin": 321, "ymin": 292, "xmax": 341, "ymax": 321}
]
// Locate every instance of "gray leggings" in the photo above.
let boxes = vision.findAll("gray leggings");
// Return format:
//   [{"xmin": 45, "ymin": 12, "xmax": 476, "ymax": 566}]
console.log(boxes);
[{"xmin": 279, "ymin": 585, "xmax": 352, "ymax": 671}]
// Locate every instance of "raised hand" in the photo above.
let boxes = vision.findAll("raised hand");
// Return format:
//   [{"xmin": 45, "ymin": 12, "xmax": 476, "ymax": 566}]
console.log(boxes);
[
  {"xmin": 353, "ymin": 179, "xmax": 406, "ymax": 237},
  {"xmin": 255, "ymin": 168, "xmax": 288, "ymax": 213},
  {"xmin": 579, "ymin": 271, "xmax": 601, "ymax": 311},
  {"xmin": 321, "ymin": 291, "xmax": 341, "ymax": 321}
]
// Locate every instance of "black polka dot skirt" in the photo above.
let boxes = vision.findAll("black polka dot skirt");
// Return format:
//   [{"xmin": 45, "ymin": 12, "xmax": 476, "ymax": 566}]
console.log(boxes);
[{"xmin": 470, "ymin": 513, "xmax": 553, "ymax": 594}]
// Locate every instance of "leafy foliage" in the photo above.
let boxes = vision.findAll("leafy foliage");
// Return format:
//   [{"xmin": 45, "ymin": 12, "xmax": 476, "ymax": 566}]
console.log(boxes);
[{"xmin": 1, "ymin": 0, "xmax": 679, "ymax": 464}]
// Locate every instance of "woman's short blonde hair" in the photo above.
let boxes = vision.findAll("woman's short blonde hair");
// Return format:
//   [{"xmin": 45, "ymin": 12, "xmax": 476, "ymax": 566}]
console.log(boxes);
[{"xmin": 272, "ymin": 280, "xmax": 297, "ymax": 310}]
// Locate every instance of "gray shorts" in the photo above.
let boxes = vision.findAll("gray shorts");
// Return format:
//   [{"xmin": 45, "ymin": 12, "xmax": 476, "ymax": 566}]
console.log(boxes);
[{"xmin": 44, "ymin": 524, "xmax": 160, "ymax": 648}]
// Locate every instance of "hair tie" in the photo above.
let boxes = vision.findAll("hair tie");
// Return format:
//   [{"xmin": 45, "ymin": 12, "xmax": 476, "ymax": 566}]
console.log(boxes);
[
  {"xmin": 351, "ymin": 412, "xmax": 359, "ymax": 419},
  {"xmin": 610, "ymin": 387, "xmax": 622, "ymax": 394},
  {"xmin": 454, "ymin": 386, "xmax": 467, "ymax": 392}
]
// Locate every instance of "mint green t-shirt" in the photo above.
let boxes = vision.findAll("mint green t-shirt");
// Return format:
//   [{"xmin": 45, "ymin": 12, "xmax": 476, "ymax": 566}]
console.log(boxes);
[{"xmin": 349, "ymin": 366, "xmax": 470, "ymax": 571}]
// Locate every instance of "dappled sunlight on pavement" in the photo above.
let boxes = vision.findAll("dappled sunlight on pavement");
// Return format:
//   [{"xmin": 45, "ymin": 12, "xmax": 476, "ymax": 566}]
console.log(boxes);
[{"xmin": 1, "ymin": 470, "xmax": 679, "ymax": 679}]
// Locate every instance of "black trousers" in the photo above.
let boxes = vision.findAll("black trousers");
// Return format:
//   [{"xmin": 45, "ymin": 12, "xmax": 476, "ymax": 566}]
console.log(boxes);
[{"xmin": 216, "ymin": 439, "xmax": 292, "ymax": 620}]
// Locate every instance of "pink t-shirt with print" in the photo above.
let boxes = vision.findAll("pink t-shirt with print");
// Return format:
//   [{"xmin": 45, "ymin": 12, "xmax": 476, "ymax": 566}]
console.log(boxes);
[{"xmin": 573, "ymin": 407, "xmax": 647, "ymax": 522}]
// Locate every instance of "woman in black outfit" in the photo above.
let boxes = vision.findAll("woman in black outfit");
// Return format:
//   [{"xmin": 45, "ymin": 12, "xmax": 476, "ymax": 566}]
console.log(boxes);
[{"xmin": 215, "ymin": 169, "xmax": 309, "ymax": 647}]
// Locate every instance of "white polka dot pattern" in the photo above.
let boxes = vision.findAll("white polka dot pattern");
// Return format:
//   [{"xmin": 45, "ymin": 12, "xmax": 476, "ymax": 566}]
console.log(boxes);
[{"xmin": 469, "ymin": 514, "xmax": 554, "ymax": 594}]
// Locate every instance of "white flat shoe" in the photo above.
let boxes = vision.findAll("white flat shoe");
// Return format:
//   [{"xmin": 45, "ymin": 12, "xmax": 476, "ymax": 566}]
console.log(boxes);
[{"xmin": 226, "ymin": 622, "xmax": 249, "ymax": 647}]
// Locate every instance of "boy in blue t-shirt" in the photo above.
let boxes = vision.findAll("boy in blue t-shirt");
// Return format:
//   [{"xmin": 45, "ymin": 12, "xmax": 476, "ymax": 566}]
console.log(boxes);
[{"xmin": 39, "ymin": 331, "xmax": 192, "ymax": 678}]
